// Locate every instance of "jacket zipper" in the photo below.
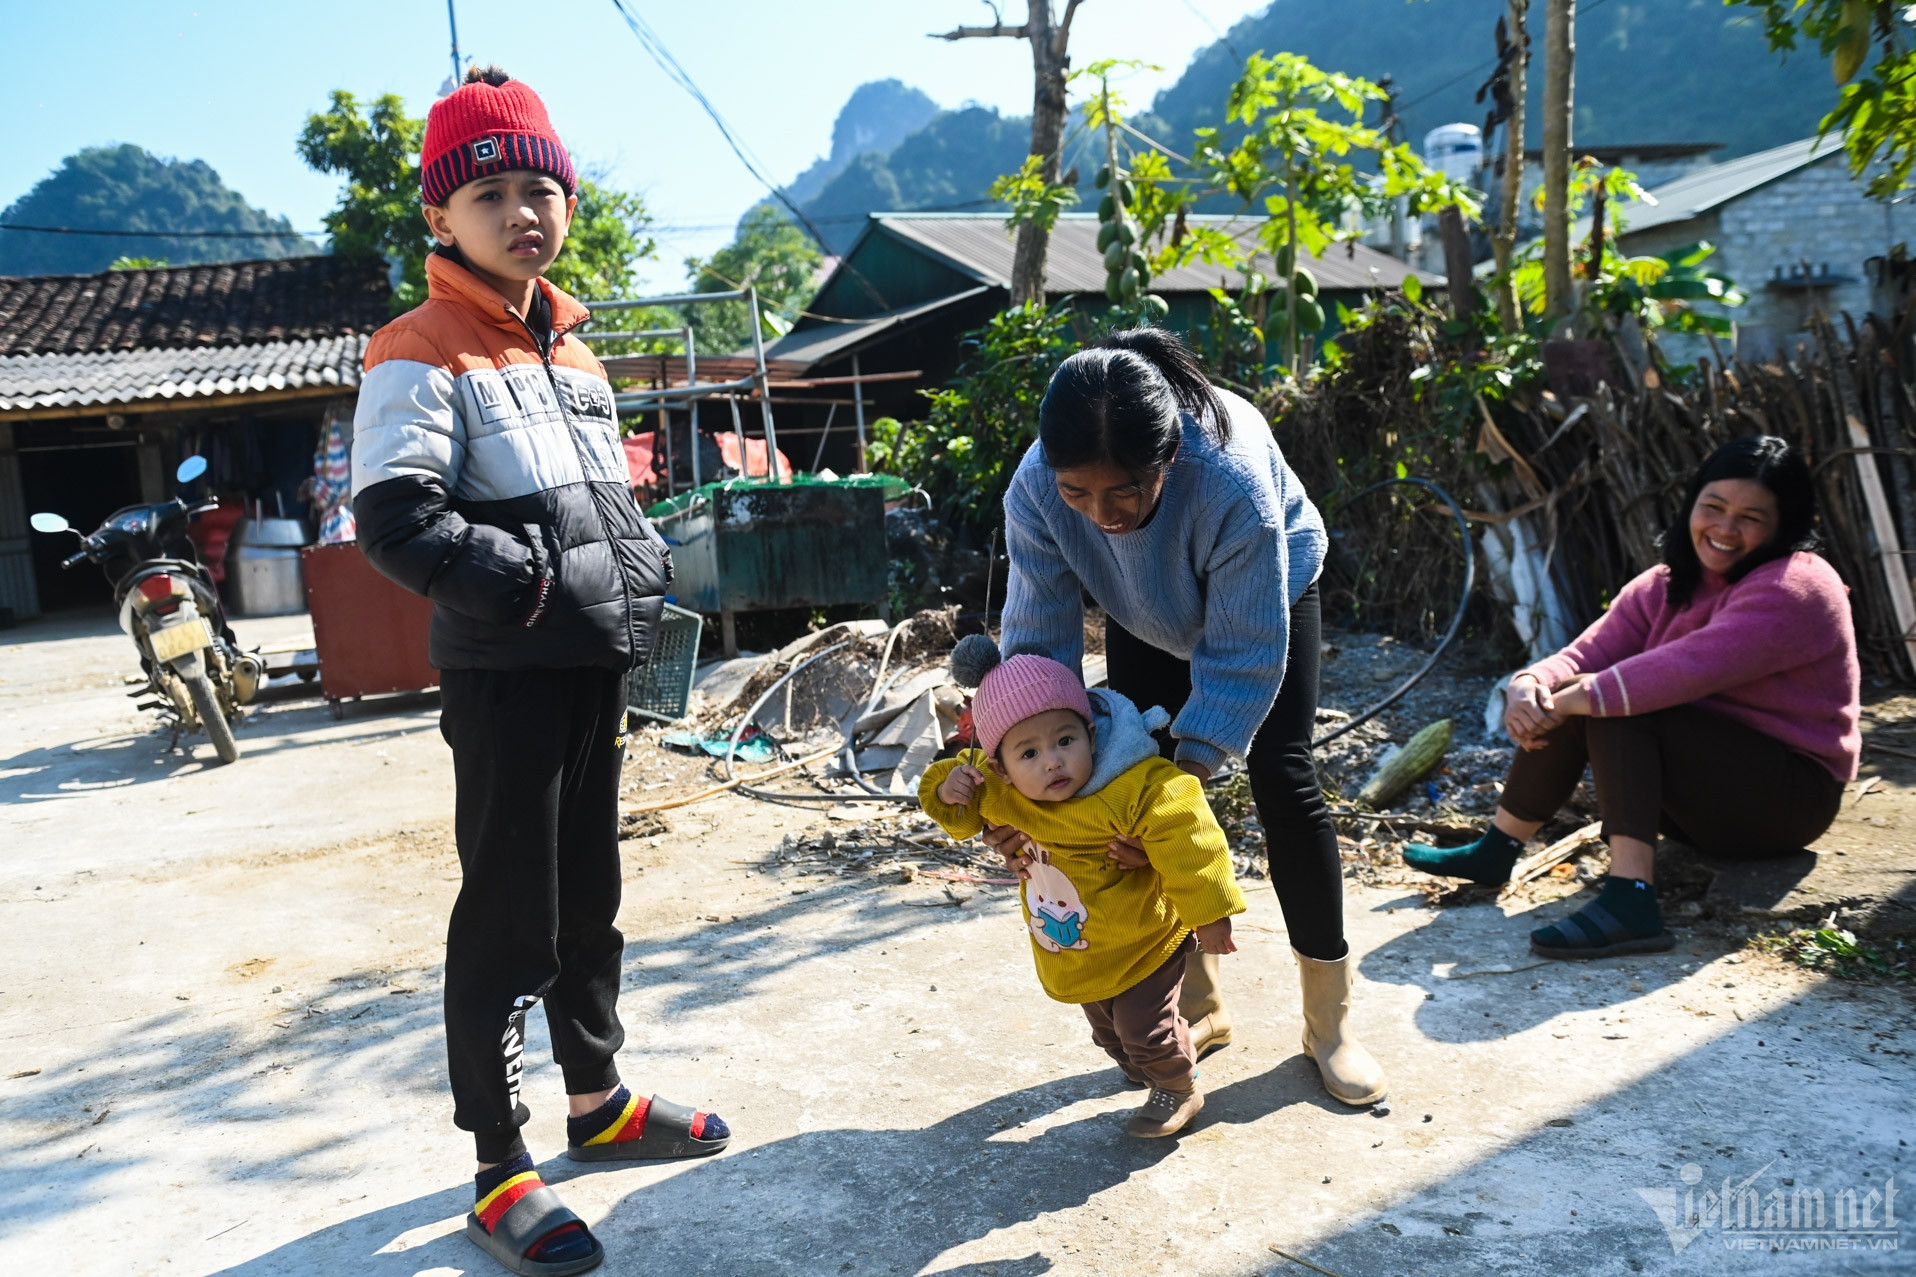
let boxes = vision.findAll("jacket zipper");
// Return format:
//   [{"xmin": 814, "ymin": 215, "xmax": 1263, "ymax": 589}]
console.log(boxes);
[{"xmin": 512, "ymin": 305, "xmax": 640, "ymax": 661}]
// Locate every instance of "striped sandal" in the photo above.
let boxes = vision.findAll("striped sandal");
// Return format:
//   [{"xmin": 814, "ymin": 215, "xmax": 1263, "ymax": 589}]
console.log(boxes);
[
  {"xmin": 566, "ymin": 1091, "xmax": 730, "ymax": 1162},
  {"xmin": 1530, "ymin": 891, "xmax": 1674, "ymax": 960},
  {"xmin": 466, "ymin": 1166, "xmax": 603, "ymax": 1276}
]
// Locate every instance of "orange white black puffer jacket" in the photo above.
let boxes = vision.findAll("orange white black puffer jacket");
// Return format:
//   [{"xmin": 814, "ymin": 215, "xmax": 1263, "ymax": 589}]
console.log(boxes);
[{"xmin": 350, "ymin": 251, "xmax": 669, "ymax": 671}]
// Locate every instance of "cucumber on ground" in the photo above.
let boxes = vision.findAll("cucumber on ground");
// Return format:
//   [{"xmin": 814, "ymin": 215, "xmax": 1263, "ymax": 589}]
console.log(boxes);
[{"xmin": 1356, "ymin": 719, "xmax": 1451, "ymax": 809}]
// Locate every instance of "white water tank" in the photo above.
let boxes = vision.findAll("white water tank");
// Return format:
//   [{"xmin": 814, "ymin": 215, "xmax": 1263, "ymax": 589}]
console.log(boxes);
[{"xmin": 1423, "ymin": 123, "xmax": 1483, "ymax": 185}]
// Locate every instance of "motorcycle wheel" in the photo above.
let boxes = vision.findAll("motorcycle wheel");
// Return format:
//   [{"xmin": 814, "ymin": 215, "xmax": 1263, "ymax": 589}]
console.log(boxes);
[{"xmin": 186, "ymin": 673, "xmax": 241, "ymax": 764}]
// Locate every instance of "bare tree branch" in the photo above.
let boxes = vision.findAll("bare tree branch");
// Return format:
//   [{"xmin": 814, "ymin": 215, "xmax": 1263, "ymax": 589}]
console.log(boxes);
[
  {"xmin": 932, "ymin": 22, "xmax": 1028, "ymax": 40},
  {"xmin": 1053, "ymin": 0, "xmax": 1084, "ymax": 57}
]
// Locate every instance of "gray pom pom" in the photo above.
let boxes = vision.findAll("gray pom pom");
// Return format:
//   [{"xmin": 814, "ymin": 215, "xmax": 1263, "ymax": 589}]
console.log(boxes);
[{"xmin": 950, "ymin": 633, "xmax": 1003, "ymax": 688}]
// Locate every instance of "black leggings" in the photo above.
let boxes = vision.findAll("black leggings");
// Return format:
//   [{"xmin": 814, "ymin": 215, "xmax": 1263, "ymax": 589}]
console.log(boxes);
[{"xmin": 1104, "ymin": 582, "xmax": 1345, "ymax": 960}]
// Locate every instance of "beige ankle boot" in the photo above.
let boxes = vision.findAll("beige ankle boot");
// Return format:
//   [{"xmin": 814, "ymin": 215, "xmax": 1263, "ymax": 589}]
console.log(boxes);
[
  {"xmin": 1294, "ymin": 947, "xmax": 1388, "ymax": 1106},
  {"xmin": 1179, "ymin": 948, "xmax": 1233, "ymax": 1057}
]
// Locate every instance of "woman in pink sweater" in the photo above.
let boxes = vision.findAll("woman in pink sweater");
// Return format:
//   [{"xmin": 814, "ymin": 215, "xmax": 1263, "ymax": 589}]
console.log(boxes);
[{"xmin": 1405, "ymin": 436, "xmax": 1861, "ymax": 959}]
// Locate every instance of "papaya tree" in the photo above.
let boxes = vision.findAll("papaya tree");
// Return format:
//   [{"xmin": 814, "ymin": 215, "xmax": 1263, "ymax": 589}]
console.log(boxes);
[{"xmin": 1189, "ymin": 53, "xmax": 1478, "ymax": 373}]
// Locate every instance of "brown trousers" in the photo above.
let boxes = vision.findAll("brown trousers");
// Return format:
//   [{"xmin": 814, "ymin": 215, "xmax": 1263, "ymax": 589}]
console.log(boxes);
[
  {"xmin": 1501, "ymin": 705, "xmax": 1843, "ymax": 855},
  {"xmin": 1081, "ymin": 934, "xmax": 1197, "ymax": 1091}
]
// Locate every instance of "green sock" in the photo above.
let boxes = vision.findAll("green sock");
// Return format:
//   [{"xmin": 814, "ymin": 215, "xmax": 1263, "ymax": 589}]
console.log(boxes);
[{"xmin": 1401, "ymin": 825, "xmax": 1523, "ymax": 884}]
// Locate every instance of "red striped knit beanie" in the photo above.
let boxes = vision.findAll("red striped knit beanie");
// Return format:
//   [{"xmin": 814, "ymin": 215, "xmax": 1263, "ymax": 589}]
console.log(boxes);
[{"xmin": 421, "ymin": 72, "xmax": 576, "ymax": 206}]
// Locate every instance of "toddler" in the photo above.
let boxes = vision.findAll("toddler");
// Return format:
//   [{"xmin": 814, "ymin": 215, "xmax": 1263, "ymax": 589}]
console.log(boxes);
[{"xmin": 920, "ymin": 637, "xmax": 1246, "ymax": 1137}]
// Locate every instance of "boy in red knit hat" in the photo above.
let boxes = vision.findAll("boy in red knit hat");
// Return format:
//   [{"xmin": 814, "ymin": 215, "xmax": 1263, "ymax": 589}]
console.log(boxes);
[{"xmin": 352, "ymin": 66, "xmax": 727, "ymax": 1277}]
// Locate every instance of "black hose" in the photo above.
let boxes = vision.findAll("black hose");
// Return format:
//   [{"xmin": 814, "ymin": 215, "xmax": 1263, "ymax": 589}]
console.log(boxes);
[
  {"xmin": 727, "ymin": 474, "xmax": 1474, "ymax": 801},
  {"xmin": 1310, "ymin": 476, "xmax": 1475, "ymax": 749}
]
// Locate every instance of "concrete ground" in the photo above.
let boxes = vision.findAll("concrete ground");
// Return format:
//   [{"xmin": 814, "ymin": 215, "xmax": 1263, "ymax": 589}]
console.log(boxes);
[{"xmin": 1, "ymin": 611, "xmax": 1911, "ymax": 1276}]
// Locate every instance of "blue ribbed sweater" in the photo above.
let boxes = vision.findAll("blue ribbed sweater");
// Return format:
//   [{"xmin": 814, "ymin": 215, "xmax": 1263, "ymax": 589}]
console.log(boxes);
[{"xmin": 999, "ymin": 389, "xmax": 1327, "ymax": 775}]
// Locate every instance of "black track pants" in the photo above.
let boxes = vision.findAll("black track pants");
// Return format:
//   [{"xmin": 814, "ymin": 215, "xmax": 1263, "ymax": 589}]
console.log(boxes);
[
  {"xmin": 1104, "ymin": 582, "xmax": 1347, "ymax": 960},
  {"xmin": 438, "ymin": 666, "xmax": 629, "ymax": 1162}
]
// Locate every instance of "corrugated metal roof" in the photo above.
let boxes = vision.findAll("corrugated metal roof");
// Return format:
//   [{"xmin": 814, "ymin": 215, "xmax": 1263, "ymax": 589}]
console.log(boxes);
[
  {"xmin": 1612, "ymin": 134, "xmax": 1845, "ymax": 235},
  {"xmin": 868, "ymin": 213, "xmax": 1433, "ymax": 294},
  {"xmin": 0, "ymin": 335, "xmax": 368, "ymax": 413},
  {"xmin": 766, "ymin": 286, "xmax": 992, "ymax": 367},
  {"xmin": 0, "ymin": 255, "xmax": 391, "ymax": 357}
]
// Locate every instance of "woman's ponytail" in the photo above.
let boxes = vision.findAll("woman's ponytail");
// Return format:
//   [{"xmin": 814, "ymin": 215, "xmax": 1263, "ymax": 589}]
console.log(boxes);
[{"xmin": 1038, "ymin": 328, "xmax": 1228, "ymax": 476}]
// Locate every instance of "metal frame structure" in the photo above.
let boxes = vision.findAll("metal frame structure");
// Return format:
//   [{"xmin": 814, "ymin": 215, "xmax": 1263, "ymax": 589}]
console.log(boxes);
[{"xmin": 580, "ymin": 286, "xmax": 782, "ymax": 493}]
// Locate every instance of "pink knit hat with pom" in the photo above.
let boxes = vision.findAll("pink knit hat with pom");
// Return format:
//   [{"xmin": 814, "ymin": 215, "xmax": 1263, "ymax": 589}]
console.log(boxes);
[{"xmin": 972, "ymin": 653, "xmax": 1094, "ymax": 757}]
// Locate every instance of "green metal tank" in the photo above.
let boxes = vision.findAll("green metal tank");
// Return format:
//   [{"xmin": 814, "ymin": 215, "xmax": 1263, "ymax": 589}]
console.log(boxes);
[{"xmin": 648, "ymin": 475, "xmax": 904, "ymax": 653}]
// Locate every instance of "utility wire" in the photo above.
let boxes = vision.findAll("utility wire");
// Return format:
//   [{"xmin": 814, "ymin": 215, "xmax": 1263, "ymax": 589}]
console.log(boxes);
[
  {"xmin": 603, "ymin": 0, "xmax": 891, "ymax": 311},
  {"xmin": 0, "ymin": 223, "xmax": 315, "ymax": 239},
  {"xmin": 0, "ymin": 199, "xmax": 1001, "ymax": 242},
  {"xmin": 1397, "ymin": 0, "xmax": 1613, "ymax": 113}
]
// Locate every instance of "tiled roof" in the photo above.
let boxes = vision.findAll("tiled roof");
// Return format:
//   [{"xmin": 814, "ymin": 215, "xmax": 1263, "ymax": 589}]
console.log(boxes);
[
  {"xmin": 0, "ymin": 254, "xmax": 391, "ymax": 357},
  {"xmin": 864, "ymin": 213, "xmax": 1434, "ymax": 295},
  {"xmin": 0, "ymin": 335, "xmax": 368, "ymax": 413}
]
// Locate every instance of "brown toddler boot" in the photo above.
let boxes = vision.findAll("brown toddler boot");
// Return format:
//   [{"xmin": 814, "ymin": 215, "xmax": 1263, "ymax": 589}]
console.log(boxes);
[
  {"xmin": 1295, "ymin": 946, "xmax": 1388, "ymax": 1106},
  {"xmin": 1125, "ymin": 1085, "xmax": 1204, "ymax": 1138}
]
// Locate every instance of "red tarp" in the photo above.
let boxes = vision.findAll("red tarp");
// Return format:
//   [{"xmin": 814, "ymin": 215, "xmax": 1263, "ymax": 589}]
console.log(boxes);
[{"xmin": 622, "ymin": 431, "xmax": 794, "ymax": 488}]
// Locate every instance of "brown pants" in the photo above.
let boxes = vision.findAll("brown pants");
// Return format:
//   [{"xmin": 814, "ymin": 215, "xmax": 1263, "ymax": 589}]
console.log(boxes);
[
  {"xmin": 1081, "ymin": 934, "xmax": 1196, "ymax": 1091},
  {"xmin": 1502, "ymin": 705, "xmax": 1843, "ymax": 855}
]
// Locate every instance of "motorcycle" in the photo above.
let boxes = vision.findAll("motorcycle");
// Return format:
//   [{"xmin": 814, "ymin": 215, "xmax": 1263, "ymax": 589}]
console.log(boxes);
[{"xmin": 30, "ymin": 455, "xmax": 264, "ymax": 764}]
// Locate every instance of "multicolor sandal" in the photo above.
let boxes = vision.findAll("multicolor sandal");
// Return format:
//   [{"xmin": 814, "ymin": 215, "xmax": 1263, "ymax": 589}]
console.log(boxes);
[
  {"xmin": 466, "ymin": 1161, "xmax": 603, "ymax": 1276},
  {"xmin": 566, "ymin": 1088, "xmax": 731, "ymax": 1162}
]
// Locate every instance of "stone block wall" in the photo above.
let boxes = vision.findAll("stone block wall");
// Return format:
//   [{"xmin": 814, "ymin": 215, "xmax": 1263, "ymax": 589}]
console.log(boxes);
[{"xmin": 1711, "ymin": 156, "xmax": 1916, "ymax": 356}]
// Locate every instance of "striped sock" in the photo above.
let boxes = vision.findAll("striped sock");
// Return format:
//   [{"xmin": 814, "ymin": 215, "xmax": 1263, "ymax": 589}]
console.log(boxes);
[
  {"xmin": 473, "ymin": 1153, "xmax": 592, "ymax": 1263},
  {"xmin": 566, "ymin": 1084, "xmax": 727, "ymax": 1147}
]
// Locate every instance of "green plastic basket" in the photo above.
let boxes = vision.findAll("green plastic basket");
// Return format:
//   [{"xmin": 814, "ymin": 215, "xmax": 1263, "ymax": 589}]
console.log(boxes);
[{"xmin": 629, "ymin": 603, "xmax": 704, "ymax": 723}]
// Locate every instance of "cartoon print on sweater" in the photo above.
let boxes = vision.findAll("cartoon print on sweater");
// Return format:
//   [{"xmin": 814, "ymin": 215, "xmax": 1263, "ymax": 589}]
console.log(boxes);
[{"xmin": 1025, "ymin": 849, "xmax": 1090, "ymax": 952}]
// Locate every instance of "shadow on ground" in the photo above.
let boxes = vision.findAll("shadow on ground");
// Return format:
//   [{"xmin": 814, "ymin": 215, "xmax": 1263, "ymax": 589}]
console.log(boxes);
[{"xmin": 208, "ymin": 1061, "xmax": 1324, "ymax": 1277}]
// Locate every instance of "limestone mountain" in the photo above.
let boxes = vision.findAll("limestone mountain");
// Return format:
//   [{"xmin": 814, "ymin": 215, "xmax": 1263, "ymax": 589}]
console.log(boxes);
[{"xmin": 0, "ymin": 144, "xmax": 314, "ymax": 278}]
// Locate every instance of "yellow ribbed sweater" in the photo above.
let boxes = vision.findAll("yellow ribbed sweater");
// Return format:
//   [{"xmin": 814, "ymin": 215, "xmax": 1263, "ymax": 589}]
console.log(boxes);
[{"xmin": 919, "ymin": 750, "xmax": 1247, "ymax": 1004}]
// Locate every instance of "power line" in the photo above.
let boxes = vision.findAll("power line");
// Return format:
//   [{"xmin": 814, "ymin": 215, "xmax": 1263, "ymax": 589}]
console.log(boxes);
[
  {"xmin": 0, "ymin": 199, "xmax": 1001, "ymax": 242},
  {"xmin": 1397, "ymin": 0, "xmax": 1613, "ymax": 114},
  {"xmin": 602, "ymin": 0, "xmax": 892, "ymax": 312},
  {"xmin": 0, "ymin": 222, "xmax": 315, "ymax": 239}
]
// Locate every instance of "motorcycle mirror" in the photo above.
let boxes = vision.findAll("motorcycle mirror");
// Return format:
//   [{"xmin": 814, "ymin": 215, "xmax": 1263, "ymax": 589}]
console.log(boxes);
[
  {"xmin": 29, "ymin": 512, "xmax": 70, "ymax": 534},
  {"xmin": 175, "ymin": 455, "xmax": 209, "ymax": 484}
]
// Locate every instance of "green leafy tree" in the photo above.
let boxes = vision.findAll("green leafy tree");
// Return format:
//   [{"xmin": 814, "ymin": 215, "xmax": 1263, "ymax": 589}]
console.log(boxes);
[
  {"xmin": 108, "ymin": 256, "xmax": 170, "ymax": 271},
  {"xmin": 299, "ymin": 92, "xmax": 657, "ymax": 314},
  {"xmin": 1727, "ymin": 1, "xmax": 1916, "ymax": 198},
  {"xmin": 865, "ymin": 301, "xmax": 1076, "ymax": 534},
  {"xmin": 682, "ymin": 206, "xmax": 824, "ymax": 353},
  {"xmin": 545, "ymin": 174, "xmax": 659, "ymax": 303},
  {"xmin": 297, "ymin": 91, "xmax": 430, "ymax": 310}
]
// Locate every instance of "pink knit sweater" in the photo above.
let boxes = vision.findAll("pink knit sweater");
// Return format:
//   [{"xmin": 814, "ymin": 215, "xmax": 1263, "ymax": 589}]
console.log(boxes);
[{"xmin": 1520, "ymin": 553, "xmax": 1861, "ymax": 781}]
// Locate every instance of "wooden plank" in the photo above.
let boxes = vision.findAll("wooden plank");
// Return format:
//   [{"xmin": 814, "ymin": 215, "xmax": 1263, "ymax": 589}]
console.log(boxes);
[{"xmin": 1510, "ymin": 820, "xmax": 1602, "ymax": 884}]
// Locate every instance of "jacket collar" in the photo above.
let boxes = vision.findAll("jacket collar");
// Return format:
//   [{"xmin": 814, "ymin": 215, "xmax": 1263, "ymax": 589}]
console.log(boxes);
[{"xmin": 425, "ymin": 251, "xmax": 591, "ymax": 339}]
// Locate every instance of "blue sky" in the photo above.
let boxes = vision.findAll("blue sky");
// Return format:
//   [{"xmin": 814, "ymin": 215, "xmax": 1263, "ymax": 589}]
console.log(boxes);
[{"xmin": 3, "ymin": 0, "xmax": 1270, "ymax": 292}]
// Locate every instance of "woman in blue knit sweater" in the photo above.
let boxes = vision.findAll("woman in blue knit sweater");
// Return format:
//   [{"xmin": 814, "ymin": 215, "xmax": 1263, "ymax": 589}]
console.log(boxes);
[{"xmin": 985, "ymin": 328, "xmax": 1386, "ymax": 1107}]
